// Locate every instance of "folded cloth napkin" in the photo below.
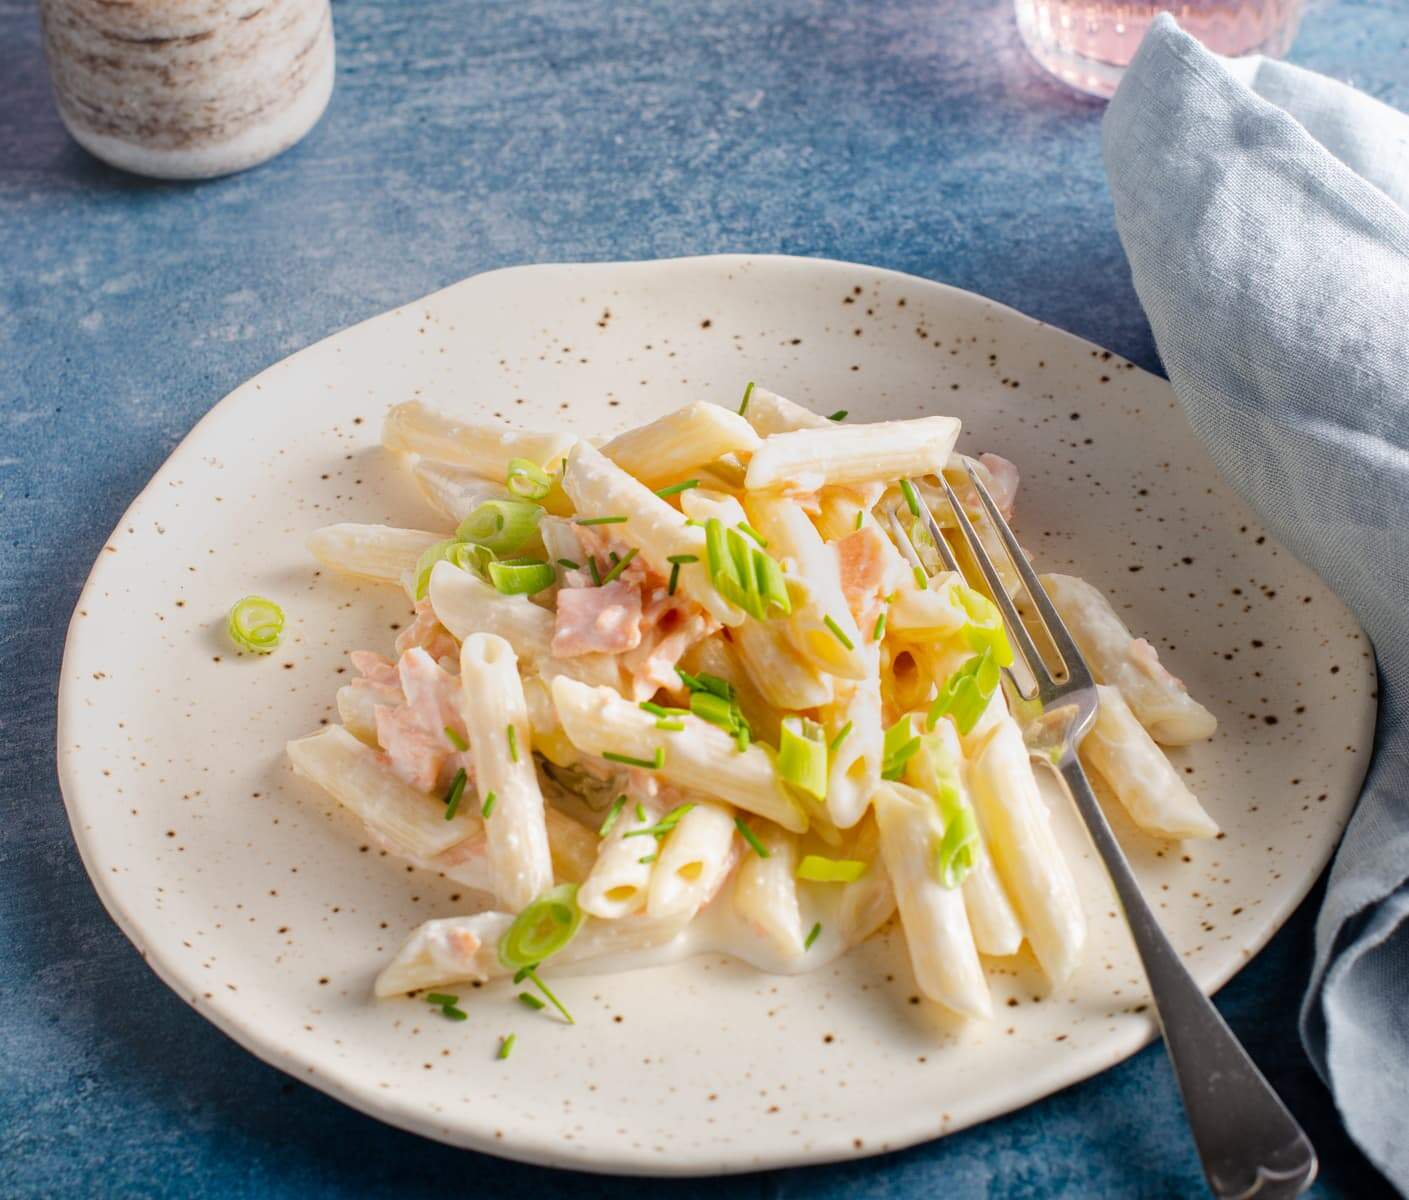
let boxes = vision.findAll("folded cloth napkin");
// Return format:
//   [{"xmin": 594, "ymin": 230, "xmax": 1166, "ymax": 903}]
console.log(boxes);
[{"xmin": 1102, "ymin": 15, "xmax": 1409, "ymax": 1191}]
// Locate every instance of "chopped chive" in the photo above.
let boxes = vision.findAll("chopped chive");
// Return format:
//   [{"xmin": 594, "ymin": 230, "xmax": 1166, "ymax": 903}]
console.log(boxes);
[
  {"xmin": 638, "ymin": 853, "xmax": 658, "ymax": 864},
  {"xmin": 737, "ymin": 522, "xmax": 768, "ymax": 548},
  {"xmin": 739, "ymin": 380, "xmax": 755, "ymax": 416},
  {"xmin": 444, "ymin": 725, "xmax": 468, "ymax": 752},
  {"xmin": 640, "ymin": 700, "xmax": 688, "ymax": 718},
  {"xmin": 556, "ymin": 557, "xmax": 581, "ymax": 570},
  {"xmin": 655, "ymin": 718, "xmax": 685, "ymax": 732},
  {"xmin": 603, "ymin": 749, "xmax": 662, "ymax": 770},
  {"xmin": 668, "ymin": 562, "xmax": 681, "ymax": 595},
  {"xmin": 624, "ymin": 802, "xmax": 696, "ymax": 840},
  {"xmin": 425, "ymin": 992, "xmax": 459, "ymax": 1006},
  {"xmin": 823, "ymin": 614, "xmax": 855, "ymax": 651},
  {"xmin": 497, "ymin": 1034, "xmax": 516, "ymax": 1059},
  {"xmin": 828, "ymin": 720, "xmax": 853, "ymax": 753},
  {"xmin": 441, "ymin": 1004, "xmax": 468, "ymax": 1021},
  {"xmin": 899, "ymin": 478, "xmax": 922, "ymax": 518},
  {"xmin": 522, "ymin": 967, "xmax": 574, "ymax": 1024},
  {"xmin": 827, "ymin": 409, "xmax": 848, "ymax": 422},
  {"xmin": 598, "ymin": 795, "xmax": 627, "ymax": 837},
  {"xmin": 518, "ymin": 992, "xmax": 546, "ymax": 1011},
  {"xmin": 734, "ymin": 817, "xmax": 770, "ymax": 858},
  {"xmin": 804, "ymin": 922, "xmax": 822, "ymax": 951},
  {"xmin": 506, "ymin": 724, "xmax": 519, "ymax": 762},
  {"xmin": 599, "ymin": 547, "xmax": 638, "ymax": 585},
  {"xmin": 443, "ymin": 768, "xmax": 467, "ymax": 820},
  {"xmin": 655, "ymin": 479, "xmax": 701, "ymax": 498},
  {"xmin": 635, "ymin": 802, "xmax": 646, "ymax": 822},
  {"xmin": 873, "ymin": 611, "xmax": 887, "ymax": 640},
  {"xmin": 512, "ymin": 965, "xmax": 534, "ymax": 985},
  {"xmin": 913, "ymin": 564, "xmax": 929, "ymax": 590},
  {"xmin": 481, "ymin": 790, "xmax": 497, "ymax": 818},
  {"xmin": 734, "ymin": 725, "xmax": 750, "ymax": 753},
  {"xmin": 666, "ymin": 553, "xmax": 699, "ymax": 564},
  {"xmin": 576, "ymin": 515, "xmax": 628, "ymax": 526},
  {"xmin": 854, "ymin": 510, "xmax": 864, "ymax": 531},
  {"xmin": 588, "ymin": 556, "xmax": 602, "ymax": 585}
]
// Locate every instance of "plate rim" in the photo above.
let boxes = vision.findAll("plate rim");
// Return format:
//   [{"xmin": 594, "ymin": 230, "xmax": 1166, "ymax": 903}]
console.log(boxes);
[{"xmin": 55, "ymin": 252, "xmax": 1373, "ymax": 1175}]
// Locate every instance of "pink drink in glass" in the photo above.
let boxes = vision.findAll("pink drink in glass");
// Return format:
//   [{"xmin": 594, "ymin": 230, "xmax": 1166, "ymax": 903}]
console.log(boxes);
[{"xmin": 1014, "ymin": 0, "xmax": 1305, "ymax": 97}]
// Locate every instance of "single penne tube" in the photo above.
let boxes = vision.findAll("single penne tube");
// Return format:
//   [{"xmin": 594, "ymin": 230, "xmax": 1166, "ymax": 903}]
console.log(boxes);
[
  {"xmin": 1041, "ymin": 573, "xmax": 1217, "ymax": 745},
  {"xmin": 563, "ymin": 441, "xmax": 743, "ymax": 626},
  {"xmin": 647, "ymin": 801, "xmax": 737, "ymax": 919},
  {"xmin": 307, "ymin": 523, "xmax": 444, "ymax": 585},
  {"xmin": 383, "ymin": 400, "xmax": 577, "ymax": 477},
  {"xmin": 545, "ymin": 808, "xmax": 600, "ymax": 883},
  {"xmin": 459, "ymin": 634, "xmax": 554, "ymax": 912},
  {"xmin": 820, "ymin": 644, "xmax": 884, "ymax": 830},
  {"xmin": 967, "ymin": 717, "xmax": 1087, "ymax": 984},
  {"xmin": 410, "ymin": 458, "xmax": 510, "ymax": 523},
  {"xmin": 731, "ymin": 823, "xmax": 805, "ymax": 960},
  {"xmin": 874, "ymin": 783, "xmax": 991, "ymax": 1020},
  {"xmin": 739, "ymin": 386, "xmax": 831, "ymax": 436},
  {"xmin": 744, "ymin": 493, "xmax": 868, "ymax": 679},
  {"xmin": 578, "ymin": 796, "xmax": 662, "ymax": 919},
  {"xmin": 905, "ymin": 718, "xmax": 1023, "ymax": 958},
  {"xmin": 1083, "ymin": 685, "xmax": 1219, "ymax": 839},
  {"xmin": 373, "ymin": 909, "xmax": 689, "ymax": 997},
  {"xmin": 550, "ymin": 676, "xmax": 807, "ymax": 832},
  {"xmin": 731, "ymin": 619, "xmax": 835, "ymax": 711},
  {"xmin": 745, "ymin": 415, "xmax": 961, "ymax": 493},
  {"xmin": 286, "ymin": 725, "xmax": 479, "ymax": 858},
  {"xmin": 835, "ymin": 815, "xmax": 898, "ymax": 947},
  {"xmin": 428, "ymin": 562, "xmax": 621, "ymax": 690},
  {"xmin": 600, "ymin": 402, "xmax": 761, "ymax": 489}
]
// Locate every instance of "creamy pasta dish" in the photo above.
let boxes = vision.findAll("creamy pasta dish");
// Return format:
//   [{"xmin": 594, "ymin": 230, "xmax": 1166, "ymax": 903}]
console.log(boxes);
[{"xmin": 288, "ymin": 385, "xmax": 1218, "ymax": 1028}]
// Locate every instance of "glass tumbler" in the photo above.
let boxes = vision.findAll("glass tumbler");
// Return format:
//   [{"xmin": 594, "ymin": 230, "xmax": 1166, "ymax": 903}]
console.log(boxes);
[{"xmin": 1014, "ymin": 0, "xmax": 1305, "ymax": 98}]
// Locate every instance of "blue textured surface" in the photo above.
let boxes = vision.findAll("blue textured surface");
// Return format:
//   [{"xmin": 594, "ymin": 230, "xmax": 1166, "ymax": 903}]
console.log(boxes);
[{"xmin": 2, "ymin": 1, "xmax": 1405, "ymax": 1196}]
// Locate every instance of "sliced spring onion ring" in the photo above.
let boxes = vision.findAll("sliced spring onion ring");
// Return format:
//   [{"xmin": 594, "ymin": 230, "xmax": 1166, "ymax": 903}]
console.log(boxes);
[
  {"xmin": 881, "ymin": 715, "xmax": 922, "ymax": 781},
  {"xmin": 497, "ymin": 884, "xmax": 585, "ymax": 971},
  {"xmin": 796, "ymin": 854, "xmax": 867, "ymax": 884},
  {"xmin": 778, "ymin": 717, "xmax": 828, "ymax": 802},
  {"xmin": 487, "ymin": 557, "xmax": 556, "ymax": 596},
  {"xmin": 227, "ymin": 595, "xmax": 284, "ymax": 654},
  {"xmin": 926, "ymin": 647, "xmax": 1001, "ymax": 735},
  {"xmin": 933, "ymin": 805, "xmax": 980, "ymax": 889},
  {"xmin": 703, "ymin": 517, "xmax": 791, "ymax": 621},
  {"xmin": 457, "ymin": 499, "xmax": 542, "ymax": 555},
  {"xmin": 506, "ymin": 457, "xmax": 552, "ymax": 501},
  {"xmin": 951, "ymin": 583, "xmax": 1015, "ymax": 667}
]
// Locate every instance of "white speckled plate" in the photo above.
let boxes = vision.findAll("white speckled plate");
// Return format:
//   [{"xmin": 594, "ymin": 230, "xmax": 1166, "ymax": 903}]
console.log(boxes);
[{"xmin": 57, "ymin": 255, "xmax": 1374, "ymax": 1175}]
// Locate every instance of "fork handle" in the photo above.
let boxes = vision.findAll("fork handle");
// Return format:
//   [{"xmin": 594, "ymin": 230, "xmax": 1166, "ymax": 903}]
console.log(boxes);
[{"xmin": 1057, "ymin": 758, "xmax": 1317, "ymax": 1200}]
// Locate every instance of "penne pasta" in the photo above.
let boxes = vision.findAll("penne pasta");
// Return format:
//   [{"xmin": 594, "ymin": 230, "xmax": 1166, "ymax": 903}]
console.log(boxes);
[
  {"xmin": 739, "ymin": 386, "xmax": 832, "ymax": 437},
  {"xmin": 967, "ymin": 717, "xmax": 1087, "ymax": 984},
  {"xmin": 563, "ymin": 441, "xmax": 744, "ymax": 627},
  {"xmin": 731, "ymin": 619, "xmax": 835, "ymax": 711},
  {"xmin": 744, "ymin": 492, "xmax": 868, "ymax": 679},
  {"xmin": 1041, "ymin": 573, "xmax": 1217, "ymax": 745},
  {"xmin": 745, "ymin": 415, "xmax": 960, "ymax": 494},
  {"xmin": 410, "ymin": 458, "xmax": 510, "ymax": 523},
  {"xmin": 307, "ymin": 523, "xmax": 443, "ymax": 585},
  {"xmin": 731, "ymin": 822, "xmax": 805, "ymax": 960},
  {"xmin": 551, "ymin": 675, "xmax": 807, "ymax": 832},
  {"xmin": 601, "ymin": 402, "xmax": 761, "ymax": 489},
  {"xmin": 578, "ymin": 797, "xmax": 662, "ymax": 919},
  {"xmin": 286, "ymin": 724, "xmax": 479, "ymax": 858},
  {"xmin": 1083, "ymin": 685, "xmax": 1219, "ymax": 839},
  {"xmin": 820, "ymin": 644, "xmax": 884, "ymax": 830},
  {"xmin": 647, "ymin": 801, "xmax": 737, "ymax": 919},
  {"xmin": 875, "ymin": 783, "xmax": 991, "ymax": 1019},
  {"xmin": 383, "ymin": 400, "xmax": 577, "ymax": 477},
  {"xmin": 459, "ymin": 634, "xmax": 554, "ymax": 912}
]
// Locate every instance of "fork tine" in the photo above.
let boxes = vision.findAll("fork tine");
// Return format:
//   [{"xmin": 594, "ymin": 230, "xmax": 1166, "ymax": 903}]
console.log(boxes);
[
  {"xmin": 888, "ymin": 491, "xmax": 961, "ymax": 574},
  {"xmin": 959, "ymin": 459, "xmax": 1091, "ymax": 685},
  {"xmin": 934, "ymin": 476, "xmax": 1053, "ymax": 688}
]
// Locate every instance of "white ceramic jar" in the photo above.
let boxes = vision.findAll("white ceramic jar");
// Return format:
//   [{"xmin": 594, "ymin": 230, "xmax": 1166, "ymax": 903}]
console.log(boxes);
[{"xmin": 39, "ymin": 0, "xmax": 335, "ymax": 180}]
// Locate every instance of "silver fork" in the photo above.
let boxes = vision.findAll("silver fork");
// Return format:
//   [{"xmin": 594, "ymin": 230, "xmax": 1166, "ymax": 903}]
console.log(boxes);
[{"xmin": 887, "ymin": 462, "xmax": 1317, "ymax": 1200}]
